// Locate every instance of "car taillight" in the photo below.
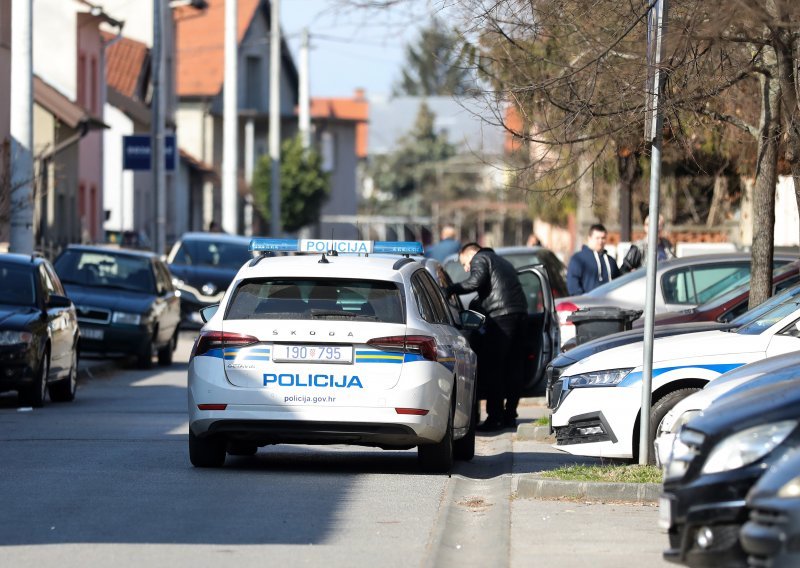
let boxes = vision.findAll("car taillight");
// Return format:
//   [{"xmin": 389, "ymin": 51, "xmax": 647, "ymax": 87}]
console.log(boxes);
[
  {"xmin": 367, "ymin": 335, "xmax": 438, "ymax": 362},
  {"xmin": 191, "ymin": 330, "xmax": 259, "ymax": 358},
  {"xmin": 556, "ymin": 301, "xmax": 579, "ymax": 326}
]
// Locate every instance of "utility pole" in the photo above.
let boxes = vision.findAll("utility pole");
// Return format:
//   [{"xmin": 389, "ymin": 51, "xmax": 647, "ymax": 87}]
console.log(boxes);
[
  {"xmin": 268, "ymin": 0, "xmax": 281, "ymax": 236},
  {"xmin": 222, "ymin": 0, "xmax": 238, "ymax": 234},
  {"xmin": 150, "ymin": 0, "xmax": 166, "ymax": 255},
  {"xmin": 9, "ymin": 0, "xmax": 34, "ymax": 254},
  {"xmin": 298, "ymin": 27, "xmax": 310, "ymax": 150},
  {"xmin": 639, "ymin": 0, "xmax": 668, "ymax": 465}
]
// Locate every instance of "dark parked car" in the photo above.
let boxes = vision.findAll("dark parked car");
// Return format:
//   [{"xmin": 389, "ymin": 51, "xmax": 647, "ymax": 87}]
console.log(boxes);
[
  {"xmin": 633, "ymin": 259, "xmax": 800, "ymax": 329},
  {"xmin": 0, "ymin": 253, "xmax": 79, "ymax": 406},
  {"xmin": 740, "ymin": 448, "xmax": 800, "ymax": 568},
  {"xmin": 54, "ymin": 246, "xmax": 180, "ymax": 368},
  {"xmin": 166, "ymin": 232, "xmax": 255, "ymax": 327},
  {"xmin": 660, "ymin": 378, "xmax": 800, "ymax": 567},
  {"xmin": 444, "ymin": 245, "xmax": 568, "ymax": 299}
]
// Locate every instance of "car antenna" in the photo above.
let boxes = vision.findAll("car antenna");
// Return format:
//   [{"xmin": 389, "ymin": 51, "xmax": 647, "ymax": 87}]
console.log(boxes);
[{"xmin": 326, "ymin": 228, "xmax": 338, "ymax": 257}]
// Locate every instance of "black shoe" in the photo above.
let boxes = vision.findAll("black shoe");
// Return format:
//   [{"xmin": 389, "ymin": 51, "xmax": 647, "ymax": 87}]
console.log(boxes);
[
  {"xmin": 477, "ymin": 417, "xmax": 505, "ymax": 432},
  {"xmin": 503, "ymin": 416, "xmax": 517, "ymax": 428}
]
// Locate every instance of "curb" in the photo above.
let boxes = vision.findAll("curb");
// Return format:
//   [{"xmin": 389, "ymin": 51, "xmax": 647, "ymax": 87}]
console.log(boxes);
[
  {"xmin": 516, "ymin": 423, "xmax": 554, "ymax": 442},
  {"xmin": 515, "ymin": 475, "xmax": 661, "ymax": 503}
]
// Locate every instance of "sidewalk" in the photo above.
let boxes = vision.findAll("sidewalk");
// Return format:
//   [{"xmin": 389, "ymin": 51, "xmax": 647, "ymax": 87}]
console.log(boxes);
[{"xmin": 509, "ymin": 397, "xmax": 670, "ymax": 567}]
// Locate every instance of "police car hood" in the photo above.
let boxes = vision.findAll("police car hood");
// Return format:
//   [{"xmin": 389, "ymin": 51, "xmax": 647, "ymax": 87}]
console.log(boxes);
[{"xmin": 562, "ymin": 328, "xmax": 765, "ymax": 376}]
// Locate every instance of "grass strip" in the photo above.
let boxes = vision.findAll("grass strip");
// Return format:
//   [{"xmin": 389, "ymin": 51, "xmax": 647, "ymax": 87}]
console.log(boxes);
[{"xmin": 537, "ymin": 464, "xmax": 662, "ymax": 484}]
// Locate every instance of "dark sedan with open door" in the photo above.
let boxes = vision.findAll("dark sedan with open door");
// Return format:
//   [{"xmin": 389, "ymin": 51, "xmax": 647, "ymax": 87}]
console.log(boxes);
[{"xmin": 0, "ymin": 253, "xmax": 79, "ymax": 406}]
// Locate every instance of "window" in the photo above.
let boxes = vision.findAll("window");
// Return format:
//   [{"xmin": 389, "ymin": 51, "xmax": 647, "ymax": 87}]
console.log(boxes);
[
  {"xmin": 43, "ymin": 263, "xmax": 66, "ymax": 295},
  {"xmin": 321, "ymin": 131, "xmax": 335, "ymax": 172},
  {"xmin": 0, "ymin": 0, "xmax": 11, "ymax": 48},
  {"xmin": 172, "ymin": 238, "xmax": 253, "ymax": 269},
  {"xmin": 518, "ymin": 270, "xmax": 545, "ymax": 314},
  {"xmin": 77, "ymin": 53, "xmax": 87, "ymax": 106},
  {"xmin": 90, "ymin": 56, "xmax": 98, "ymax": 113},
  {"xmin": 225, "ymin": 278, "xmax": 404, "ymax": 323},
  {"xmin": 0, "ymin": 264, "xmax": 36, "ymax": 306},
  {"xmin": 410, "ymin": 277, "xmax": 435, "ymax": 323},
  {"xmin": 39, "ymin": 265, "xmax": 57, "ymax": 300},
  {"xmin": 415, "ymin": 270, "xmax": 452, "ymax": 325},
  {"xmin": 245, "ymin": 56, "xmax": 261, "ymax": 109}
]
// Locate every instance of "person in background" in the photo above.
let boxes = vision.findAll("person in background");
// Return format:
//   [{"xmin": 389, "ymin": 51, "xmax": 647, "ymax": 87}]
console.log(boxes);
[
  {"xmin": 526, "ymin": 233, "xmax": 542, "ymax": 247},
  {"xmin": 208, "ymin": 220, "xmax": 224, "ymax": 233},
  {"xmin": 447, "ymin": 243, "xmax": 528, "ymax": 431},
  {"xmin": 425, "ymin": 224, "xmax": 461, "ymax": 262},
  {"xmin": 566, "ymin": 223, "xmax": 621, "ymax": 295},
  {"xmin": 621, "ymin": 214, "xmax": 675, "ymax": 272}
]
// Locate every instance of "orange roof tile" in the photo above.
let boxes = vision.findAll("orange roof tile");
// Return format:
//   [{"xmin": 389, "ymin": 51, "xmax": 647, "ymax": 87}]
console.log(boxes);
[
  {"xmin": 309, "ymin": 93, "xmax": 369, "ymax": 158},
  {"xmin": 175, "ymin": 0, "xmax": 260, "ymax": 97},
  {"xmin": 504, "ymin": 104, "xmax": 524, "ymax": 154},
  {"xmin": 102, "ymin": 31, "xmax": 149, "ymax": 100}
]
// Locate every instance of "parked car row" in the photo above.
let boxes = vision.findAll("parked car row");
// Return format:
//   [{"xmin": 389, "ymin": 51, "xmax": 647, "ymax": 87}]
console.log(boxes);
[
  {"xmin": 660, "ymin": 356, "xmax": 800, "ymax": 567},
  {"xmin": 0, "ymin": 232, "xmax": 255, "ymax": 407}
]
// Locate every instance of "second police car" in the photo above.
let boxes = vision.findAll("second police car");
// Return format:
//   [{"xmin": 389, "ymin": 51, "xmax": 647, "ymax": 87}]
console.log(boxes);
[
  {"xmin": 550, "ymin": 282, "xmax": 800, "ymax": 461},
  {"xmin": 188, "ymin": 238, "xmax": 480, "ymax": 473}
]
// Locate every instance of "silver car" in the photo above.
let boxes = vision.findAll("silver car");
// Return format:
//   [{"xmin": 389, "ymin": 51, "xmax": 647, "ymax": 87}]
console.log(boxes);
[{"xmin": 556, "ymin": 252, "xmax": 797, "ymax": 348}]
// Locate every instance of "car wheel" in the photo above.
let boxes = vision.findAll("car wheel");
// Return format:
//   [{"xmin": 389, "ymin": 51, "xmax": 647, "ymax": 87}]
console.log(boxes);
[
  {"xmin": 157, "ymin": 332, "xmax": 177, "ymax": 366},
  {"xmin": 189, "ymin": 429, "xmax": 226, "ymax": 468},
  {"xmin": 644, "ymin": 388, "xmax": 701, "ymax": 465},
  {"xmin": 136, "ymin": 336, "xmax": 156, "ymax": 369},
  {"xmin": 418, "ymin": 401, "xmax": 454, "ymax": 473},
  {"xmin": 49, "ymin": 349, "xmax": 77, "ymax": 402},
  {"xmin": 454, "ymin": 390, "xmax": 477, "ymax": 461},
  {"xmin": 21, "ymin": 350, "xmax": 49, "ymax": 408}
]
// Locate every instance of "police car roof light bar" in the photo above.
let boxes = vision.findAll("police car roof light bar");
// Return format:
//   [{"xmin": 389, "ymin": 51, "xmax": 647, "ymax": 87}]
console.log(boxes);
[{"xmin": 248, "ymin": 238, "xmax": 423, "ymax": 256}]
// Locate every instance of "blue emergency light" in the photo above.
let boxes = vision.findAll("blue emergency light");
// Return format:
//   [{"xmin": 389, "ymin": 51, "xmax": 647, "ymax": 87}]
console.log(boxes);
[{"xmin": 248, "ymin": 238, "xmax": 423, "ymax": 256}]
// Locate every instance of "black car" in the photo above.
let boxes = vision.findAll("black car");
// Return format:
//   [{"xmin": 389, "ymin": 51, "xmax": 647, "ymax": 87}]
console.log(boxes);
[
  {"xmin": 661, "ymin": 378, "xmax": 800, "ymax": 567},
  {"xmin": 54, "ymin": 246, "xmax": 180, "ymax": 368},
  {"xmin": 0, "ymin": 253, "xmax": 79, "ymax": 406},
  {"xmin": 166, "ymin": 232, "xmax": 254, "ymax": 327},
  {"xmin": 740, "ymin": 448, "xmax": 800, "ymax": 568}
]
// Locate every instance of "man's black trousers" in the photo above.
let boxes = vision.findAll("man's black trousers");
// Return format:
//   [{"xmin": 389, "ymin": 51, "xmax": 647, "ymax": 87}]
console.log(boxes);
[{"xmin": 482, "ymin": 312, "xmax": 526, "ymax": 421}]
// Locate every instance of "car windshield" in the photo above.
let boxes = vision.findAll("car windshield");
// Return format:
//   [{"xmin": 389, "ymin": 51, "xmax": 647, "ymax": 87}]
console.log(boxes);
[
  {"xmin": 0, "ymin": 264, "xmax": 35, "ymax": 306},
  {"xmin": 171, "ymin": 239, "xmax": 252, "ymax": 269},
  {"xmin": 55, "ymin": 250, "xmax": 156, "ymax": 294},
  {"xmin": 225, "ymin": 278, "xmax": 405, "ymax": 323},
  {"xmin": 729, "ymin": 283, "xmax": 800, "ymax": 335}
]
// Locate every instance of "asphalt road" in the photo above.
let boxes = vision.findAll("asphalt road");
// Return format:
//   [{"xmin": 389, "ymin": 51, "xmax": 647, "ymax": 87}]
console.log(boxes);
[{"xmin": 0, "ymin": 333, "xmax": 671, "ymax": 567}]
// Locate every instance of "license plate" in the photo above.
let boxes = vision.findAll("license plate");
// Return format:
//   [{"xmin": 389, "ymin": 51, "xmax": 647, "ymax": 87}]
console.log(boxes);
[
  {"xmin": 82, "ymin": 328, "xmax": 104, "ymax": 340},
  {"xmin": 272, "ymin": 344, "xmax": 353, "ymax": 363},
  {"xmin": 658, "ymin": 497, "xmax": 672, "ymax": 530}
]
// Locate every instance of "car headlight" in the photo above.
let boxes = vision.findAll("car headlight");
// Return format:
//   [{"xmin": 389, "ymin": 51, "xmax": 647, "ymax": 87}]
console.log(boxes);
[
  {"xmin": 112, "ymin": 311, "xmax": 142, "ymax": 325},
  {"xmin": 664, "ymin": 428, "xmax": 705, "ymax": 481},
  {"xmin": 566, "ymin": 368, "xmax": 633, "ymax": 388},
  {"xmin": 0, "ymin": 330, "xmax": 33, "ymax": 345},
  {"xmin": 702, "ymin": 420, "xmax": 798, "ymax": 475},
  {"xmin": 778, "ymin": 475, "xmax": 800, "ymax": 499}
]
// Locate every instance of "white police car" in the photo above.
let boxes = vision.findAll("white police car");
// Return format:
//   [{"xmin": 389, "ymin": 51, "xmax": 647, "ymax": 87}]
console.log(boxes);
[
  {"xmin": 550, "ymin": 283, "xmax": 800, "ymax": 461},
  {"xmin": 188, "ymin": 238, "xmax": 479, "ymax": 472}
]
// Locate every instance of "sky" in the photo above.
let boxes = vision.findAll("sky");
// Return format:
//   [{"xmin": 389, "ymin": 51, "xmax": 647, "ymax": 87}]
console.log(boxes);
[{"xmin": 281, "ymin": 0, "xmax": 434, "ymax": 99}]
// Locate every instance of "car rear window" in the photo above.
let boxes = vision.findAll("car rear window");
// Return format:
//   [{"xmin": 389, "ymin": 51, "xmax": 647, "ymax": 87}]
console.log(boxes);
[
  {"xmin": 171, "ymin": 239, "xmax": 252, "ymax": 269},
  {"xmin": 55, "ymin": 250, "xmax": 155, "ymax": 294},
  {"xmin": 225, "ymin": 278, "xmax": 405, "ymax": 323},
  {"xmin": 0, "ymin": 264, "xmax": 35, "ymax": 305}
]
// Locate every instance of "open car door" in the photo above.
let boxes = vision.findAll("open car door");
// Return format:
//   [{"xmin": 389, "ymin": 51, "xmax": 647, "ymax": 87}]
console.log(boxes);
[{"xmin": 517, "ymin": 265, "xmax": 560, "ymax": 396}]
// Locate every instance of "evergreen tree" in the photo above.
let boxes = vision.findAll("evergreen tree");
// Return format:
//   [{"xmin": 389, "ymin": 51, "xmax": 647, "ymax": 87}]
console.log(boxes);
[
  {"xmin": 393, "ymin": 17, "xmax": 474, "ymax": 96},
  {"xmin": 251, "ymin": 136, "xmax": 330, "ymax": 233}
]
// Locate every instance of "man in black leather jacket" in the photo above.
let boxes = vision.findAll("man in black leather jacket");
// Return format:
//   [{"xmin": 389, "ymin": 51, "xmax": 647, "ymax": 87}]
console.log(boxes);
[{"xmin": 447, "ymin": 243, "xmax": 528, "ymax": 431}]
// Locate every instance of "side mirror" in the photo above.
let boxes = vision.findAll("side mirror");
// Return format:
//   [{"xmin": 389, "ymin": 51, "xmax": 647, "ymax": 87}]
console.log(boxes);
[
  {"xmin": 459, "ymin": 309, "xmax": 485, "ymax": 330},
  {"xmin": 199, "ymin": 304, "xmax": 219, "ymax": 323},
  {"xmin": 47, "ymin": 294, "xmax": 73, "ymax": 309}
]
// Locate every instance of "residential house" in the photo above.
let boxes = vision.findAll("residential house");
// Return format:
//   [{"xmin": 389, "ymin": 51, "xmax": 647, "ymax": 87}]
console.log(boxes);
[
  {"xmin": 33, "ymin": 76, "xmax": 105, "ymax": 252},
  {"xmin": 175, "ymin": 0, "xmax": 299, "ymax": 236},
  {"xmin": 311, "ymin": 89, "xmax": 369, "ymax": 240},
  {"xmin": 102, "ymin": 31, "xmax": 215, "ymax": 247},
  {"xmin": 32, "ymin": 0, "xmax": 122, "ymax": 244}
]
